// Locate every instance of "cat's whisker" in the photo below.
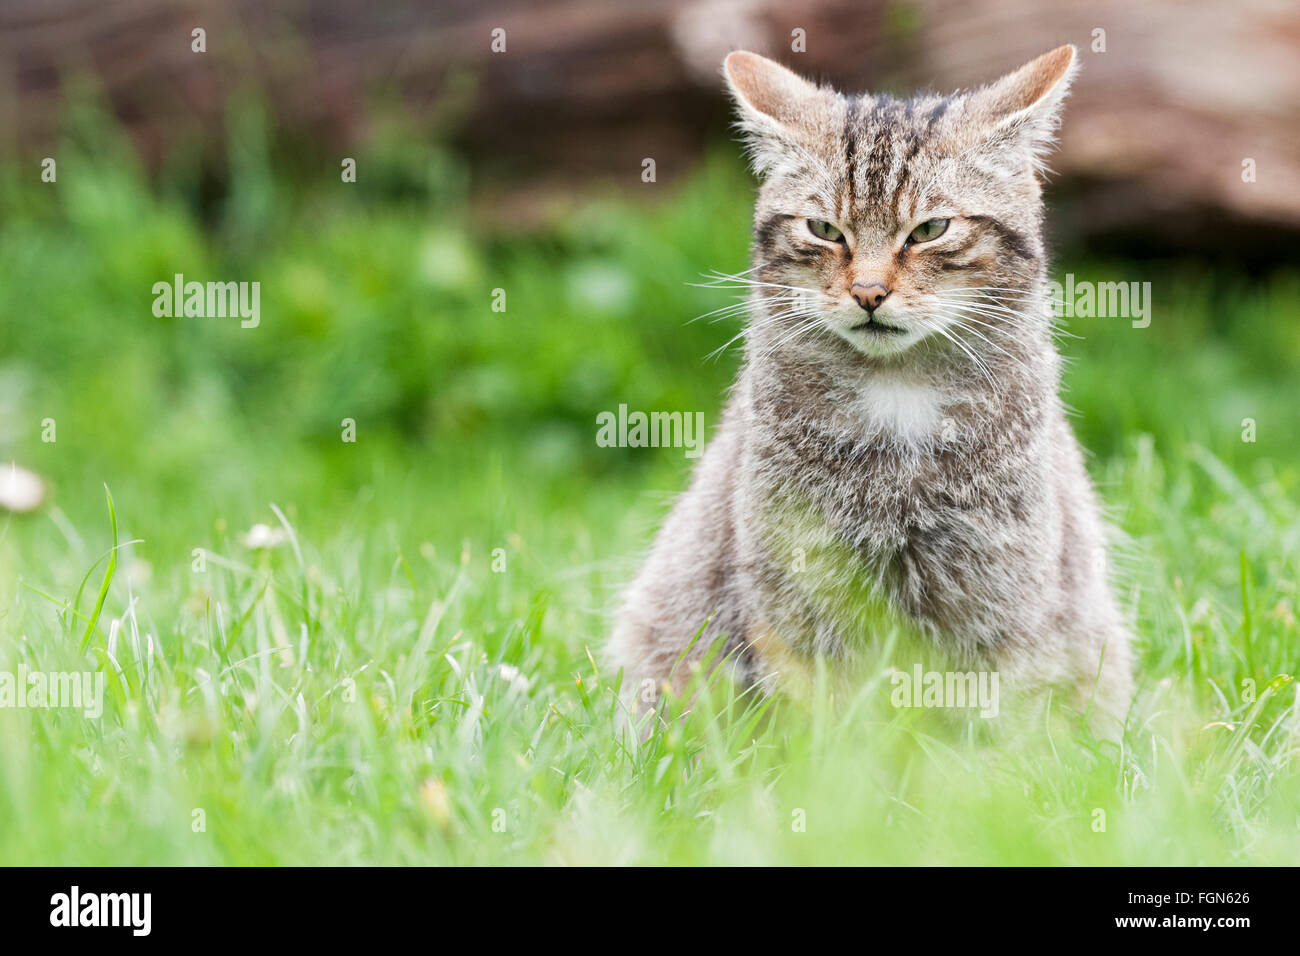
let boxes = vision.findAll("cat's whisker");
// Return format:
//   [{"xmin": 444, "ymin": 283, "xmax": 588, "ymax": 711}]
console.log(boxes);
[
  {"xmin": 937, "ymin": 293, "xmax": 1081, "ymax": 342},
  {"xmin": 932, "ymin": 303, "xmax": 1028, "ymax": 329},
  {"xmin": 939, "ymin": 293, "xmax": 1055, "ymax": 308},
  {"xmin": 942, "ymin": 314, "xmax": 1025, "ymax": 334},
  {"xmin": 704, "ymin": 305, "xmax": 823, "ymax": 362},
  {"xmin": 936, "ymin": 319, "xmax": 1025, "ymax": 356},
  {"xmin": 931, "ymin": 307, "xmax": 1043, "ymax": 366},
  {"xmin": 757, "ymin": 322, "xmax": 826, "ymax": 363},
  {"xmin": 691, "ymin": 293, "xmax": 800, "ymax": 326},
  {"xmin": 693, "ymin": 275, "xmax": 822, "ymax": 298},
  {"xmin": 932, "ymin": 309, "xmax": 1020, "ymax": 347},
  {"xmin": 940, "ymin": 277, "xmax": 1043, "ymax": 291},
  {"xmin": 753, "ymin": 313, "xmax": 830, "ymax": 362},
  {"xmin": 938, "ymin": 289, "xmax": 1046, "ymax": 304},
  {"xmin": 935, "ymin": 297, "xmax": 1028, "ymax": 317},
  {"xmin": 933, "ymin": 314, "xmax": 1038, "ymax": 378},
  {"xmin": 695, "ymin": 269, "xmax": 818, "ymax": 288},
  {"xmin": 717, "ymin": 323, "xmax": 806, "ymax": 364},
  {"xmin": 928, "ymin": 322, "xmax": 1000, "ymax": 394},
  {"xmin": 936, "ymin": 294, "xmax": 1065, "ymax": 325},
  {"xmin": 939, "ymin": 303, "xmax": 1076, "ymax": 345},
  {"xmin": 938, "ymin": 287, "xmax": 1039, "ymax": 297},
  {"xmin": 688, "ymin": 299, "xmax": 754, "ymax": 325}
]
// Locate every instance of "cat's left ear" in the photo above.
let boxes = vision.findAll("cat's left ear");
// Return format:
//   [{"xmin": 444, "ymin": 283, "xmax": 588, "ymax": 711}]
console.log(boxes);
[
  {"xmin": 960, "ymin": 45, "xmax": 1078, "ymax": 171},
  {"xmin": 723, "ymin": 51, "xmax": 837, "ymax": 177}
]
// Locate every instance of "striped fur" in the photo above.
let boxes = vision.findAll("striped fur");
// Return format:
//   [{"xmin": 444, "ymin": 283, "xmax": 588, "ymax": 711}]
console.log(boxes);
[{"xmin": 609, "ymin": 46, "xmax": 1134, "ymax": 734}]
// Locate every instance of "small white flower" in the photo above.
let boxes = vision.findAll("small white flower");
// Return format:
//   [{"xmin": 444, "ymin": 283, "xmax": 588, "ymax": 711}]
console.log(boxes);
[
  {"xmin": 241, "ymin": 523, "xmax": 288, "ymax": 549},
  {"xmin": 0, "ymin": 463, "xmax": 45, "ymax": 513},
  {"xmin": 496, "ymin": 663, "xmax": 532, "ymax": 690},
  {"xmin": 128, "ymin": 558, "xmax": 153, "ymax": 586}
]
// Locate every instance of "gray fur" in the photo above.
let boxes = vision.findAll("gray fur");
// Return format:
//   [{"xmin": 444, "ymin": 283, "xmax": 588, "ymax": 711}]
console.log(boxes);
[{"xmin": 609, "ymin": 47, "xmax": 1133, "ymax": 732}]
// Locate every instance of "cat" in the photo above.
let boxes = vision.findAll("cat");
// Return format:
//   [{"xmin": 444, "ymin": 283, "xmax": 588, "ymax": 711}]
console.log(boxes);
[{"xmin": 608, "ymin": 45, "xmax": 1134, "ymax": 734}]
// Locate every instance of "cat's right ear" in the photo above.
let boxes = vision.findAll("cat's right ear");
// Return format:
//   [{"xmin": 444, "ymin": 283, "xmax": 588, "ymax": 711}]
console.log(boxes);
[
  {"xmin": 723, "ymin": 51, "xmax": 833, "ymax": 177},
  {"xmin": 955, "ymin": 45, "xmax": 1079, "ymax": 176}
]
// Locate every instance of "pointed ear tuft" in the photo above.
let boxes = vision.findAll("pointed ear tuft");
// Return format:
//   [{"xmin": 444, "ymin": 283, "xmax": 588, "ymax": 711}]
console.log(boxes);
[
  {"xmin": 724, "ymin": 51, "xmax": 826, "ymax": 126},
  {"xmin": 960, "ymin": 45, "xmax": 1078, "ymax": 173},
  {"xmin": 722, "ymin": 51, "xmax": 835, "ymax": 177},
  {"xmin": 986, "ymin": 45, "xmax": 1077, "ymax": 119}
]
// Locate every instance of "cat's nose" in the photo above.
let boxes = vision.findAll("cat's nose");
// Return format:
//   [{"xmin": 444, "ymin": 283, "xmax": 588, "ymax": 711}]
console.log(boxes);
[{"xmin": 851, "ymin": 281, "xmax": 890, "ymax": 312}]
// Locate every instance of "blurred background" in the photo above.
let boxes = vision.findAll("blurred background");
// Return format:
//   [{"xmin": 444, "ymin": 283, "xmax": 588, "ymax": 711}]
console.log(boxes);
[
  {"xmin": 1, "ymin": 0, "xmax": 1298, "ymax": 569},
  {"xmin": 7, "ymin": 0, "xmax": 1300, "ymax": 242},
  {"xmin": 1, "ymin": 0, "xmax": 1299, "ymax": 868}
]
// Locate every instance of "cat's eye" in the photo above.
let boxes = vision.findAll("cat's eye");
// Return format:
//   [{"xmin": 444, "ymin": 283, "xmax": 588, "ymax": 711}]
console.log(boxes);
[
  {"xmin": 807, "ymin": 219, "xmax": 845, "ymax": 244},
  {"xmin": 907, "ymin": 218, "xmax": 950, "ymax": 244}
]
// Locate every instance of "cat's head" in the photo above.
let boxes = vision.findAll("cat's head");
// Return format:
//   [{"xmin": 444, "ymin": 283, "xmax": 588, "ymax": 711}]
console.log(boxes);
[{"xmin": 724, "ymin": 46, "xmax": 1076, "ymax": 360}]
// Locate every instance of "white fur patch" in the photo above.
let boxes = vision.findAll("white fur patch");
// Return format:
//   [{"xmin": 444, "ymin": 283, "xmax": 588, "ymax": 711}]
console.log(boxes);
[{"xmin": 853, "ymin": 371, "xmax": 946, "ymax": 443}]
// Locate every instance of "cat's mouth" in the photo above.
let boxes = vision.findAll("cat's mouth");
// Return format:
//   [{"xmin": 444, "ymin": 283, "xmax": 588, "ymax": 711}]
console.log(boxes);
[{"xmin": 849, "ymin": 317, "xmax": 906, "ymax": 335}]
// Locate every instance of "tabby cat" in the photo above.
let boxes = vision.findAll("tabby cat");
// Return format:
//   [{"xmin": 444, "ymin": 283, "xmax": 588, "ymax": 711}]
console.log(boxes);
[{"xmin": 609, "ymin": 46, "xmax": 1133, "ymax": 732}]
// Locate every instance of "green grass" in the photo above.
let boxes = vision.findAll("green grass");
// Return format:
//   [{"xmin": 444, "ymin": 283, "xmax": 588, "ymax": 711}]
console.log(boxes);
[{"xmin": 1, "ymin": 114, "xmax": 1299, "ymax": 864}]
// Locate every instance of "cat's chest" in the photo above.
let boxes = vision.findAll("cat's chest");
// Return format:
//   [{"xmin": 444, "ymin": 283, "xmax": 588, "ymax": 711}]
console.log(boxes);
[
  {"xmin": 754, "ymin": 431, "xmax": 958, "ymax": 555},
  {"xmin": 750, "ymin": 372, "xmax": 991, "ymax": 539},
  {"xmin": 752, "ymin": 403, "xmax": 982, "ymax": 553},
  {"xmin": 848, "ymin": 373, "xmax": 949, "ymax": 445}
]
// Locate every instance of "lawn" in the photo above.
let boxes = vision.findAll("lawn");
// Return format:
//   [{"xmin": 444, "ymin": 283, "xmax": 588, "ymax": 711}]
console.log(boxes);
[{"xmin": 1, "ymin": 113, "xmax": 1299, "ymax": 865}]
